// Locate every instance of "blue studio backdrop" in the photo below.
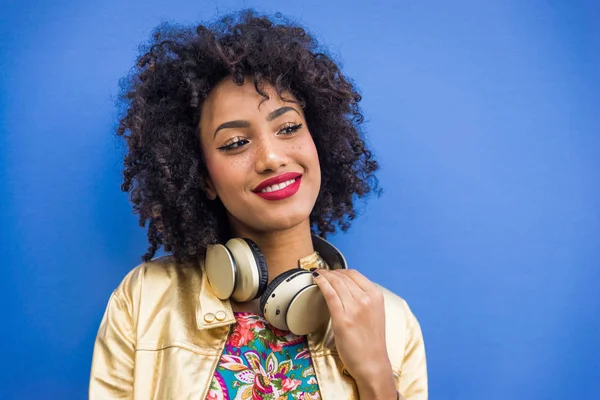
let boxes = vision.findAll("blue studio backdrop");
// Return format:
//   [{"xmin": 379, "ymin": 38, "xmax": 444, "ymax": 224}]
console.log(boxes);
[{"xmin": 1, "ymin": 1, "xmax": 599, "ymax": 399}]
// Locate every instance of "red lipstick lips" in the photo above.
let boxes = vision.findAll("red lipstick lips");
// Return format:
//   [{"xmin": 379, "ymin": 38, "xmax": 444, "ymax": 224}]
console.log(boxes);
[{"xmin": 253, "ymin": 172, "xmax": 302, "ymax": 201}]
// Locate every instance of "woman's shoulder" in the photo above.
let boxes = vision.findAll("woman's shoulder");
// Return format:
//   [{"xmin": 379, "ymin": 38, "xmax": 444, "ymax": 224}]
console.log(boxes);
[
  {"xmin": 378, "ymin": 284, "xmax": 420, "ymax": 325},
  {"xmin": 377, "ymin": 285, "xmax": 428, "ymax": 394},
  {"xmin": 110, "ymin": 255, "xmax": 204, "ymax": 305},
  {"xmin": 376, "ymin": 285, "xmax": 425, "ymax": 369}
]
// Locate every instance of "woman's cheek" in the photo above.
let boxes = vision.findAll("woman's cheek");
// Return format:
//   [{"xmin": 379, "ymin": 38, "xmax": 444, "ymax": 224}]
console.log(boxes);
[
  {"xmin": 206, "ymin": 155, "xmax": 249, "ymax": 195},
  {"xmin": 302, "ymin": 136, "xmax": 321, "ymax": 172},
  {"xmin": 204, "ymin": 154, "xmax": 230, "ymax": 195}
]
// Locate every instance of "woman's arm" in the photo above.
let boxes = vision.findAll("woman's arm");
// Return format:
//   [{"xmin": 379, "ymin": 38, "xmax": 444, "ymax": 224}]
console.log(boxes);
[
  {"xmin": 397, "ymin": 303, "xmax": 428, "ymax": 399},
  {"xmin": 89, "ymin": 291, "xmax": 135, "ymax": 399},
  {"xmin": 313, "ymin": 269, "xmax": 428, "ymax": 400},
  {"xmin": 313, "ymin": 269, "xmax": 398, "ymax": 399}
]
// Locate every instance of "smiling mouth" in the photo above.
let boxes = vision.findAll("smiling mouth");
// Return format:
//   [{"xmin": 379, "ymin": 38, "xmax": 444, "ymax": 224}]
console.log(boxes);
[
  {"xmin": 253, "ymin": 172, "xmax": 303, "ymax": 201},
  {"xmin": 257, "ymin": 177, "xmax": 299, "ymax": 193},
  {"xmin": 253, "ymin": 172, "xmax": 303, "ymax": 192}
]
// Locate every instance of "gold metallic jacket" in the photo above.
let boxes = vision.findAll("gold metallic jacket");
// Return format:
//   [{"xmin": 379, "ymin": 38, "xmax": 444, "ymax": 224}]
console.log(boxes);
[{"xmin": 89, "ymin": 256, "xmax": 428, "ymax": 399}]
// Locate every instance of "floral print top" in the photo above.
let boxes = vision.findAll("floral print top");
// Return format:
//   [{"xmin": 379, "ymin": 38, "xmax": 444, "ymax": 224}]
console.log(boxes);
[{"xmin": 205, "ymin": 312, "xmax": 322, "ymax": 400}]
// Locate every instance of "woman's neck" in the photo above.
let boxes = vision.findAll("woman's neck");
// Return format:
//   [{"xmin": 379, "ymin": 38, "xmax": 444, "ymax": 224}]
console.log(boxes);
[{"xmin": 229, "ymin": 219, "xmax": 315, "ymax": 283}]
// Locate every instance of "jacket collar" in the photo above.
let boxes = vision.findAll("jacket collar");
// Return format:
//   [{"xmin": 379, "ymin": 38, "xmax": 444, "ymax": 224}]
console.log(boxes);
[{"xmin": 196, "ymin": 267, "xmax": 237, "ymax": 330}]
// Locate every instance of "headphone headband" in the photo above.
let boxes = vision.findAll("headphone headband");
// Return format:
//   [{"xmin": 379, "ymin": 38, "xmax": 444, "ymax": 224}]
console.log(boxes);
[{"xmin": 311, "ymin": 235, "xmax": 346, "ymax": 271}]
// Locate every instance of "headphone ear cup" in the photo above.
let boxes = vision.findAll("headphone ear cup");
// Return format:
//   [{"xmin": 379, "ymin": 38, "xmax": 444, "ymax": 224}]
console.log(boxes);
[
  {"xmin": 242, "ymin": 238, "xmax": 269, "ymax": 299},
  {"xmin": 204, "ymin": 244, "xmax": 237, "ymax": 300},
  {"xmin": 225, "ymin": 238, "xmax": 268, "ymax": 302},
  {"xmin": 259, "ymin": 268, "xmax": 302, "ymax": 314},
  {"xmin": 260, "ymin": 268, "xmax": 327, "ymax": 334}
]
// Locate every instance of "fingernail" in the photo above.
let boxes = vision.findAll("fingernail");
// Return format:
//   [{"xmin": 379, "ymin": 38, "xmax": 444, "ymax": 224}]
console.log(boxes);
[
  {"xmin": 309, "ymin": 267, "xmax": 317, "ymax": 272},
  {"xmin": 312, "ymin": 271, "xmax": 319, "ymax": 277}
]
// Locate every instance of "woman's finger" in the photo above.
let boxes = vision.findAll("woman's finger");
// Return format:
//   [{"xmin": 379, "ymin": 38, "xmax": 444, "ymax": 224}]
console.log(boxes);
[
  {"xmin": 329, "ymin": 270, "xmax": 364, "ymax": 300},
  {"xmin": 337, "ymin": 269, "xmax": 378, "ymax": 294},
  {"xmin": 316, "ymin": 269, "xmax": 355, "ymax": 309},
  {"xmin": 312, "ymin": 270, "xmax": 344, "ymax": 316}
]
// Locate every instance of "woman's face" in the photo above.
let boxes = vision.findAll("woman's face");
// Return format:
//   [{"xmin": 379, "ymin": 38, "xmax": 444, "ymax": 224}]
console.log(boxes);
[{"xmin": 199, "ymin": 78, "xmax": 321, "ymax": 236}]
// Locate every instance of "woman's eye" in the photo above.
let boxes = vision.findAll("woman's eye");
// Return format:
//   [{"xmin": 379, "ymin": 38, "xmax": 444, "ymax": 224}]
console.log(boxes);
[
  {"xmin": 278, "ymin": 123, "xmax": 303, "ymax": 135},
  {"xmin": 217, "ymin": 137, "xmax": 249, "ymax": 152}
]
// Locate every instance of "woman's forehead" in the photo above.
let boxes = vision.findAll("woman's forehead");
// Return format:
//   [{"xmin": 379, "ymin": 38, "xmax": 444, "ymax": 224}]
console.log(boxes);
[{"xmin": 201, "ymin": 79, "xmax": 300, "ymax": 124}]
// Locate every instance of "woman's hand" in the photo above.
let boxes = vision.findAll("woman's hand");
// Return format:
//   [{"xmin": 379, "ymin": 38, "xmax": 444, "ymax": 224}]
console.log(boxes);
[{"xmin": 312, "ymin": 269, "xmax": 399, "ymax": 400}]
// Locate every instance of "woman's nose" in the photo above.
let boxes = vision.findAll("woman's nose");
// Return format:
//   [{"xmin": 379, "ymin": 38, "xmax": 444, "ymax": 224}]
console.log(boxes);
[{"xmin": 254, "ymin": 137, "xmax": 288, "ymax": 173}]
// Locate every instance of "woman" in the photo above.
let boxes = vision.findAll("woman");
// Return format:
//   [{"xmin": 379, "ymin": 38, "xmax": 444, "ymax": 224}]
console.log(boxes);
[{"xmin": 90, "ymin": 10, "xmax": 427, "ymax": 400}]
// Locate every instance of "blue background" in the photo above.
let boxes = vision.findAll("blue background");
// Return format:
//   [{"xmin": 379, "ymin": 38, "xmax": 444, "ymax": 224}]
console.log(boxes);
[{"xmin": 1, "ymin": 1, "xmax": 599, "ymax": 399}]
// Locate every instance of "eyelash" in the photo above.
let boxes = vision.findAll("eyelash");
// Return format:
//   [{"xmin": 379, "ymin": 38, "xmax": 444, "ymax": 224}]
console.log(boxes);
[
  {"xmin": 279, "ymin": 123, "xmax": 303, "ymax": 136},
  {"xmin": 217, "ymin": 123, "xmax": 303, "ymax": 152}
]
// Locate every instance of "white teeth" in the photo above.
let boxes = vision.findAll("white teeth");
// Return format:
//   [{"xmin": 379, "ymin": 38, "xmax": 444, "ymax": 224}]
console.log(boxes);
[{"xmin": 260, "ymin": 179, "xmax": 296, "ymax": 193}]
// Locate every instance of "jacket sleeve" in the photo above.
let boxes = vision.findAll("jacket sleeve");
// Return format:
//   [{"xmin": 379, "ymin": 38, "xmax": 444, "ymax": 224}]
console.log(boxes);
[
  {"xmin": 397, "ymin": 302, "xmax": 428, "ymax": 400},
  {"xmin": 89, "ymin": 273, "xmax": 139, "ymax": 399}
]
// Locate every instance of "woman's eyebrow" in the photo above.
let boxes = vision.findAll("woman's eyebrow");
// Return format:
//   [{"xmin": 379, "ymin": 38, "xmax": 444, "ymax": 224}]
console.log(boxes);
[
  {"xmin": 266, "ymin": 106, "xmax": 299, "ymax": 121},
  {"xmin": 213, "ymin": 107, "xmax": 300, "ymax": 138},
  {"xmin": 213, "ymin": 120, "xmax": 250, "ymax": 138}
]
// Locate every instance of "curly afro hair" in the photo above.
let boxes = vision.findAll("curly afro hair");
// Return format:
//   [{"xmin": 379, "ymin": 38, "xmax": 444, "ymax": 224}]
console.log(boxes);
[{"xmin": 117, "ymin": 10, "xmax": 380, "ymax": 263}]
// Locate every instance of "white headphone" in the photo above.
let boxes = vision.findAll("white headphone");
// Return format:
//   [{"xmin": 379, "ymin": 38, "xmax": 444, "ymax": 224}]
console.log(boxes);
[{"xmin": 204, "ymin": 235, "xmax": 346, "ymax": 335}]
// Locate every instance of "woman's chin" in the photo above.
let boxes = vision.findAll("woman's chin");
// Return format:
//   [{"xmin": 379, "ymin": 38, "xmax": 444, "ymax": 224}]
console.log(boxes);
[
  {"xmin": 228, "ymin": 210, "xmax": 311, "ymax": 235},
  {"xmin": 256, "ymin": 214, "xmax": 310, "ymax": 233},
  {"xmin": 264, "ymin": 217, "xmax": 309, "ymax": 232}
]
